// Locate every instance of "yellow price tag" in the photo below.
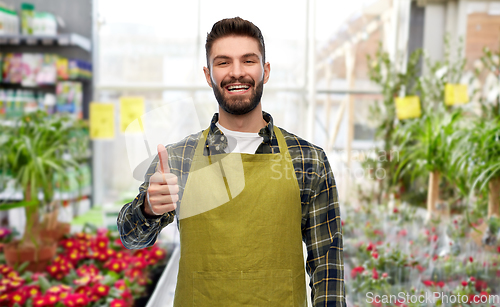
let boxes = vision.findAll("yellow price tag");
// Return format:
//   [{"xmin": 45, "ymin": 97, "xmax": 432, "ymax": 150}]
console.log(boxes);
[
  {"xmin": 120, "ymin": 97, "xmax": 145, "ymax": 133},
  {"xmin": 90, "ymin": 103, "xmax": 115, "ymax": 139},
  {"xmin": 445, "ymin": 83, "xmax": 469, "ymax": 106},
  {"xmin": 395, "ymin": 96, "xmax": 421, "ymax": 120}
]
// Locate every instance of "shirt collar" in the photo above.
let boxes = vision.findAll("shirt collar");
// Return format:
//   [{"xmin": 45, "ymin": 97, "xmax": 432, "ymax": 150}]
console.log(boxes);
[{"xmin": 205, "ymin": 111, "xmax": 275, "ymax": 153}]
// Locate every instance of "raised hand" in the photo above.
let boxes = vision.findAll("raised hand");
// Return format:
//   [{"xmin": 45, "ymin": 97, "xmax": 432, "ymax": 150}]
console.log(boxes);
[{"xmin": 144, "ymin": 144, "xmax": 179, "ymax": 216}]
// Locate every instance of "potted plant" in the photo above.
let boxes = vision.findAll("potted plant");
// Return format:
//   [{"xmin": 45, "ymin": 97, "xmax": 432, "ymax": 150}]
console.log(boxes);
[{"xmin": 0, "ymin": 110, "xmax": 80, "ymax": 271}]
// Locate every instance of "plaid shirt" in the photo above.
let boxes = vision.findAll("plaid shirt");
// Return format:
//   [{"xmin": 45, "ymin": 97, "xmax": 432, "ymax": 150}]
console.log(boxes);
[{"xmin": 117, "ymin": 111, "xmax": 346, "ymax": 307}]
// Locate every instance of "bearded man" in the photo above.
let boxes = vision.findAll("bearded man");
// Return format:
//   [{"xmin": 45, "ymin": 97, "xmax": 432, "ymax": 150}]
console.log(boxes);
[{"xmin": 118, "ymin": 17, "xmax": 346, "ymax": 307}]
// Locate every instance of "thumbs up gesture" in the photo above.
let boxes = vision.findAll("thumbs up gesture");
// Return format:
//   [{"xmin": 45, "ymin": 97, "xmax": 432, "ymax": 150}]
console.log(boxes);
[{"xmin": 145, "ymin": 144, "xmax": 179, "ymax": 216}]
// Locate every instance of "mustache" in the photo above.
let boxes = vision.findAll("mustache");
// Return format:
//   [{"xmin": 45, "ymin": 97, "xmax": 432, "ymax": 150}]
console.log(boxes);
[{"xmin": 220, "ymin": 78, "xmax": 255, "ymax": 88}]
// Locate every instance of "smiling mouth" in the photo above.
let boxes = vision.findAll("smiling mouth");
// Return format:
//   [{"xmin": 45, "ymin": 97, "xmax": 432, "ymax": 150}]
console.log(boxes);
[{"xmin": 225, "ymin": 84, "xmax": 251, "ymax": 94}]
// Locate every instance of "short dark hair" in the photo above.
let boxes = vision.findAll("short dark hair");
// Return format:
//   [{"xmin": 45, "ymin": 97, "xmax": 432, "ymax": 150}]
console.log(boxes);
[{"xmin": 205, "ymin": 17, "xmax": 265, "ymax": 68}]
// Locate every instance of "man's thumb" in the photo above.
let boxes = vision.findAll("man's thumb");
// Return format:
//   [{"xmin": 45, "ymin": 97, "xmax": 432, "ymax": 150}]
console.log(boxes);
[{"xmin": 157, "ymin": 144, "xmax": 170, "ymax": 173}]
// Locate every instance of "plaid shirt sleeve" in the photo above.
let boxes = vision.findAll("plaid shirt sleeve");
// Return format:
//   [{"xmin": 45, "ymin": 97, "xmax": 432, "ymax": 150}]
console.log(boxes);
[
  {"xmin": 292, "ymin": 139, "xmax": 345, "ymax": 307},
  {"xmin": 117, "ymin": 152, "xmax": 176, "ymax": 250}
]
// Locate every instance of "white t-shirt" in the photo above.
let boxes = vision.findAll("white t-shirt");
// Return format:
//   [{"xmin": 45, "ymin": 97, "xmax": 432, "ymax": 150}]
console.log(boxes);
[{"xmin": 216, "ymin": 122, "xmax": 264, "ymax": 154}]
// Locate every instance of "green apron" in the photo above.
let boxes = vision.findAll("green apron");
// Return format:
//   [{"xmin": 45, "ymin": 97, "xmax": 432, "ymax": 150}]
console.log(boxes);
[{"xmin": 174, "ymin": 126, "xmax": 307, "ymax": 307}]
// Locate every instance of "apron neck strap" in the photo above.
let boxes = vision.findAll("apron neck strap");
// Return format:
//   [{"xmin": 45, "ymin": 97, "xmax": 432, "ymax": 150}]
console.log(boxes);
[{"xmin": 195, "ymin": 124, "xmax": 290, "ymax": 158}]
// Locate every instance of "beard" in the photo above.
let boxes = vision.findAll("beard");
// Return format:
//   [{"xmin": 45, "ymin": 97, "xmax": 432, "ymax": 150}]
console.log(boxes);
[{"xmin": 212, "ymin": 77, "xmax": 264, "ymax": 115}]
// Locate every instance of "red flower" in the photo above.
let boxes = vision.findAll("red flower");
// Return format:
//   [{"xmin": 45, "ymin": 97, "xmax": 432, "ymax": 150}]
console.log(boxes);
[
  {"xmin": 111, "ymin": 299, "xmax": 128, "ymax": 307},
  {"xmin": 0, "ymin": 293, "xmax": 9, "ymax": 306},
  {"xmin": 63, "ymin": 293, "xmax": 89, "ymax": 307},
  {"xmin": 462, "ymin": 280, "xmax": 468, "ymax": 287},
  {"xmin": 470, "ymin": 276, "xmax": 476, "ymax": 282},
  {"xmin": 32, "ymin": 295, "xmax": 48, "ymax": 307},
  {"xmin": 93, "ymin": 235, "xmax": 109, "ymax": 251},
  {"xmin": 393, "ymin": 208, "xmax": 399, "ymax": 213},
  {"xmin": 114, "ymin": 280, "xmax": 127, "ymax": 291},
  {"xmin": 93, "ymin": 283, "xmax": 110, "ymax": 297},
  {"xmin": 433, "ymin": 255, "xmax": 438, "ymax": 261},
  {"xmin": 398, "ymin": 229, "xmax": 407, "ymax": 236},
  {"xmin": 382, "ymin": 272, "xmax": 388, "ymax": 278},
  {"xmin": 366, "ymin": 242, "xmax": 376, "ymax": 252},
  {"xmin": 469, "ymin": 256, "xmax": 474, "ymax": 263},
  {"xmin": 0, "ymin": 265, "xmax": 13, "ymax": 276},
  {"xmin": 372, "ymin": 268, "xmax": 379, "ymax": 280},
  {"xmin": 75, "ymin": 285, "xmax": 92, "ymax": 297},
  {"xmin": 60, "ymin": 239, "xmax": 80, "ymax": 250},
  {"xmin": 436, "ymin": 281, "xmax": 445, "ymax": 288},
  {"xmin": 497, "ymin": 246, "xmax": 500, "ymax": 253},
  {"xmin": 23, "ymin": 285, "xmax": 41, "ymax": 298},
  {"xmin": 431, "ymin": 235, "xmax": 438, "ymax": 242},
  {"xmin": 46, "ymin": 294, "xmax": 59, "ymax": 305},
  {"xmin": 10, "ymin": 290, "xmax": 27, "ymax": 306},
  {"xmin": 350, "ymin": 266, "xmax": 364, "ymax": 279},
  {"xmin": 105, "ymin": 259, "xmax": 127, "ymax": 273},
  {"xmin": 371, "ymin": 252, "xmax": 379, "ymax": 259},
  {"xmin": 422, "ymin": 280, "xmax": 434, "ymax": 287}
]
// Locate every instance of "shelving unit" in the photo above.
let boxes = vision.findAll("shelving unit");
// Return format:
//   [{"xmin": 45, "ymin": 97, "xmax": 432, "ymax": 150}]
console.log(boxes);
[
  {"xmin": 0, "ymin": 0, "xmax": 95, "ymax": 233},
  {"xmin": 0, "ymin": 33, "xmax": 91, "ymax": 51}
]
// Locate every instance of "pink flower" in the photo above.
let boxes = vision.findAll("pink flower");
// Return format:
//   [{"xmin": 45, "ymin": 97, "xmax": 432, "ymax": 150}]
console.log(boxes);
[
  {"xmin": 350, "ymin": 266, "xmax": 364, "ymax": 279},
  {"xmin": 422, "ymin": 280, "xmax": 434, "ymax": 287},
  {"xmin": 366, "ymin": 243, "xmax": 376, "ymax": 252},
  {"xmin": 382, "ymin": 272, "xmax": 388, "ymax": 278},
  {"xmin": 372, "ymin": 268, "xmax": 379, "ymax": 280},
  {"xmin": 470, "ymin": 276, "xmax": 476, "ymax": 282}
]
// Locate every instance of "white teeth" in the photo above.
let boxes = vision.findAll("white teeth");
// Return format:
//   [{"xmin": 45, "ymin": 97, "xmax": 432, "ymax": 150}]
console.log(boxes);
[{"xmin": 227, "ymin": 85, "xmax": 249, "ymax": 90}]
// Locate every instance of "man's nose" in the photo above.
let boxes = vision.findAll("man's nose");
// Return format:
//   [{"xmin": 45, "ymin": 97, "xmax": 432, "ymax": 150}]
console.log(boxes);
[{"xmin": 229, "ymin": 62, "xmax": 244, "ymax": 79}]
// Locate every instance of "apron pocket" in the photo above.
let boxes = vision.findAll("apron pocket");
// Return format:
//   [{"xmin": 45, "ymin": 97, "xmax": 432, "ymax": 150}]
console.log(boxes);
[{"xmin": 193, "ymin": 269, "xmax": 294, "ymax": 307}]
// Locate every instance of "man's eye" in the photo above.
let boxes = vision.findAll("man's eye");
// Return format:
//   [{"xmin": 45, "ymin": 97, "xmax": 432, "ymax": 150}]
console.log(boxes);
[
  {"xmin": 217, "ymin": 62, "xmax": 227, "ymax": 65},
  {"xmin": 245, "ymin": 60, "xmax": 254, "ymax": 63}
]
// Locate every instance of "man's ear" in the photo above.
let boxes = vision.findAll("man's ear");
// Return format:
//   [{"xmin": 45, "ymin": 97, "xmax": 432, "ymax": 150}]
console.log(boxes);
[
  {"xmin": 263, "ymin": 62, "xmax": 270, "ymax": 84},
  {"xmin": 203, "ymin": 66, "xmax": 213, "ymax": 88}
]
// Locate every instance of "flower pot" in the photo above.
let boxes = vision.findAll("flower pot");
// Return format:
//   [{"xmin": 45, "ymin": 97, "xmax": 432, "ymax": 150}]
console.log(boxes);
[
  {"xmin": 4, "ymin": 240, "xmax": 57, "ymax": 272},
  {"xmin": 40, "ymin": 222, "xmax": 71, "ymax": 242}
]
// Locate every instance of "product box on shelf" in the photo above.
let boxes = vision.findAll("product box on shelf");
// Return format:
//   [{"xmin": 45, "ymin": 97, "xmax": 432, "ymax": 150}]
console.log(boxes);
[
  {"xmin": 0, "ymin": 5, "xmax": 20, "ymax": 35},
  {"xmin": 56, "ymin": 57, "xmax": 69, "ymax": 80},
  {"xmin": 2, "ymin": 53, "xmax": 23, "ymax": 83},
  {"xmin": 21, "ymin": 53, "xmax": 43, "ymax": 87},
  {"xmin": 37, "ymin": 54, "xmax": 58, "ymax": 85},
  {"xmin": 56, "ymin": 81, "xmax": 82, "ymax": 118}
]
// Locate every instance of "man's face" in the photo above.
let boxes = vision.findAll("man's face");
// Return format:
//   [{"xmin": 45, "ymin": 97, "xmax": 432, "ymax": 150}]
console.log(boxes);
[{"xmin": 204, "ymin": 35, "xmax": 270, "ymax": 115}]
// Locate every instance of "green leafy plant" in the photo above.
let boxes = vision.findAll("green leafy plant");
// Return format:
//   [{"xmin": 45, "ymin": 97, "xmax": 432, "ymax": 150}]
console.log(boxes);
[
  {"xmin": 0, "ymin": 111, "xmax": 80, "ymax": 247},
  {"xmin": 394, "ymin": 110, "xmax": 462, "ymax": 220},
  {"xmin": 365, "ymin": 44, "xmax": 424, "ymax": 203}
]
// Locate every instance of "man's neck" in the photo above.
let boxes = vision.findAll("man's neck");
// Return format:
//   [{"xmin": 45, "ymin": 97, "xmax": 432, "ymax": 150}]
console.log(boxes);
[{"xmin": 218, "ymin": 104, "xmax": 267, "ymax": 133}]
